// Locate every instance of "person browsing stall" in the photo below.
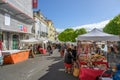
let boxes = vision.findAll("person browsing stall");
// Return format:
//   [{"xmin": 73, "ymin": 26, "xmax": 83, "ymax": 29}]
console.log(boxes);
[{"xmin": 64, "ymin": 48, "xmax": 73, "ymax": 74}]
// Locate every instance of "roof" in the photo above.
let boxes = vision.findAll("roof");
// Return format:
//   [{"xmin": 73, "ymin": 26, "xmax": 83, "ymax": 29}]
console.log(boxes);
[{"xmin": 77, "ymin": 28, "xmax": 120, "ymax": 41}]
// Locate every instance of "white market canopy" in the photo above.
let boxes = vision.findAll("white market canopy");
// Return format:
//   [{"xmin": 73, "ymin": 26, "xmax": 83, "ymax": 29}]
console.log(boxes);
[
  {"xmin": 76, "ymin": 28, "xmax": 120, "ymax": 41},
  {"xmin": 20, "ymin": 38, "xmax": 39, "ymax": 44},
  {"xmin": 38, "ymin": 37, "xmax": 48, "ymax": 43}
]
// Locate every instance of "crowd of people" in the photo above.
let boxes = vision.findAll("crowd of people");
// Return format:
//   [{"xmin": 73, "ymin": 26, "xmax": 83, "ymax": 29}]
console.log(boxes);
[
  {"xmin": 22, "ymin": 41, "xmax": 120, "ymax": 79},
  {"xmin": 56, "ymin": 43, "xmax": 78, "ymax": 75},
  {"xmin": 57, "ymin": 41, "xmax": 120, "ymax": 80}
]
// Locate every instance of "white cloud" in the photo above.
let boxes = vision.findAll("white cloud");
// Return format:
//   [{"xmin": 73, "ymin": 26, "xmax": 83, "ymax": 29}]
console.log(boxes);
[
  {"xmin": 56, "ymin": 28, "xmax": 65, "ymax": 32},
  {"xmin": 73, "ymin": 20, "xmax": 110, "ymax": 31},
  {"xmin": 56, "ymin": 20, "xmax": 110, "ymax": 32}
]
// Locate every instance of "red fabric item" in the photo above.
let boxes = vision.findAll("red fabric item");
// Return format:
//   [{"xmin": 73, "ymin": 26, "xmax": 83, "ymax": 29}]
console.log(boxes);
[
  {"xmin": 23, "ymin": 26, "xmax": 27, "ymax": 32},
  {"xmin": 79, "ymin": 68, "xmax": 103, "ymax": 80},
  {"xmin": 39, "ymin": 48, "xmax": 46, "ymax": 54},
  {"xmin": 64, "ymin": 63, "xmax": 72, "ymax": 68},
  {"xmin": 80, "ymin": 62, "xmax": 87, "ymax": 65}
]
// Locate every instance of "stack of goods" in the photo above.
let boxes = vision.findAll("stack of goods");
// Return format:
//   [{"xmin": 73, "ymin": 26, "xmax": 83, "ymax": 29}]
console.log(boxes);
[
  {"xmin": 79, "ymin": 53, "xmax": 107, "ymax": 70},
  {"xmin": 91, "ymin": 54, "xmax": 106, "ymax": 62}
]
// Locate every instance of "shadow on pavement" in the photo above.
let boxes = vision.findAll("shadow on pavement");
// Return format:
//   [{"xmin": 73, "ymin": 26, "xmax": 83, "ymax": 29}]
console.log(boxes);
[
  {"xmin": 38, "ymin": 60, "xmax": 78, "ymax": 80},
  {"xmin": 46, "ymin": 56, "xmax": 63, "ymax": 61}
]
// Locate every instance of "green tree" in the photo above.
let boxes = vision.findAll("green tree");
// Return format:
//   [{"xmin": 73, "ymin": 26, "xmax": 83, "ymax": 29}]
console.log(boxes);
[
  {"xmin": 103, "ymin": 14, "xmax": 120, "ymax": 35},
  {"xmin": 74, "ymin": 28, "xmax": 87, "ymax": 39},
  {"xmin": 58, "ymin": 28, "xmax": 74, "ymax": 42},
  {"xmin": 58, "ymin": 28, "xmax": 87, "ymax": 42},
  {"xmin": 103, "ymin": 14, "xmax": 120, "ymax": 54}
]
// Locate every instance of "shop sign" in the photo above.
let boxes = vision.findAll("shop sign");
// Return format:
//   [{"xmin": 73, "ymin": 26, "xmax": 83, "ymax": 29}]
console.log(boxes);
[
  {"xmin": 18, "ymin": 25, "xmax": 27, "ymax": 32},
  {"xmin": 32, "ymin": 0, "xmax": 38, "ymax": 8}
]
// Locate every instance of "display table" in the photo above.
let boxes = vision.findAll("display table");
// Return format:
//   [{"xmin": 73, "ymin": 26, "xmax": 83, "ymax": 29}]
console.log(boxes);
[
  {"xmin": 80, "ymin": 61, "xmax": 108, "ymax": 68},
  {"xmin": 2, "ymin": 50, "xmax": 30, "ymax": 64},
  {"xmin": 79, "ymin": 68, "xmax": 104, "ymax": 80},
  {"xmin": 39, "ymin": 48, "xmax": 46, "ymax": 54}
]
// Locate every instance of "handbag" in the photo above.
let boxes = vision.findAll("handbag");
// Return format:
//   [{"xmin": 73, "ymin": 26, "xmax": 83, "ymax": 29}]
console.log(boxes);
[{"xmin": 73, "ymin": 67, "xmax": 79, "ymax": 77}]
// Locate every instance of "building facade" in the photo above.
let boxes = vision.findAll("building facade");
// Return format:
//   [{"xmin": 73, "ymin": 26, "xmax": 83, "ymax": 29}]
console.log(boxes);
[
  {"xmin": 46, "ymin": 20, "xmax": 56, "ymax": 41},
  {"xmin": 0, "ymin": 0, "xmax": 34, "ymax": 50},
  {"xmin": 33, "ymin": 11, "xmax": 48, "ymax": 39}
]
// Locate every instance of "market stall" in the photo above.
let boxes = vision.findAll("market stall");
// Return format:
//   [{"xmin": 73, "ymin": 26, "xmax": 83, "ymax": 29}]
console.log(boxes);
[
  {"xmin": 76, "ymin": 28, "xmax": 120, "ymax": 80},
  {"xmin": 20, "ymin": 38, "xmax": 39, "ymax": 57},
  {"xmin": 39, "ymin": 37, "xmax": 48, "ymax": 48},
  {"xmin": 2, "ymin": 50, "xmax": 29, "ymax": 64}
]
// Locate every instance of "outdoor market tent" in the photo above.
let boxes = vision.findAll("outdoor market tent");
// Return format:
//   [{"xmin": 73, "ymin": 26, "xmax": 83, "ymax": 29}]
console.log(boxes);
[
  {"xmin": 20, "ymin": 38, "xmax": 39, "ymax": 44},
  {"xmin": 20, "ymin": 38, "xmax": 39, "ymax": 58},
  {"xmin": 76, "ymin": 28, "xmax": 120, "ymax": 41},
  {"xmin": 38, "ymin": 37, "xmax": 48, "ymax": 43}
]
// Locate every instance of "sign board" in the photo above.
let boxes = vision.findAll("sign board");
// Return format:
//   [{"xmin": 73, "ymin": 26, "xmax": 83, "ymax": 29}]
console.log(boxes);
[
  {"xmin": 5, "ymin": 13, "xmax": 10, "ymax": 26},
  {"xmin": 18, "ymin": 25, "xmax": 27, "ymax": 32},
  {"xmin": 32, "ymin": 0, "xmax": 38, "ymax": 8}
]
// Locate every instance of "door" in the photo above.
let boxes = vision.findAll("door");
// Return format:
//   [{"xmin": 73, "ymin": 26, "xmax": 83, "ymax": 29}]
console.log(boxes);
[{"xmin": 12, "ymin": 35, "xmax": 19, "ymax": 49}]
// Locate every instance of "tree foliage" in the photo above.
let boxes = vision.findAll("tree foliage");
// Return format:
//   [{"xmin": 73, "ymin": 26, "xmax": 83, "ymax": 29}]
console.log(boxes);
[
  {"xmin": 74, "ymin": 28, "xmax": 87, "ymax": 38},
  {"xmin": 103, "ymin": 14, "xmax": 120, "ymax": 54},
  {"xmin": 58, "ymin": 28, "xmax": 87, "ymax": 42},
  {"xmin": 58, "ymin": 28, "xmax": 74, "ymax": 42},
  {"xmin": 103, "ymin": 14, "xmax": 120, "ymax": 35}
]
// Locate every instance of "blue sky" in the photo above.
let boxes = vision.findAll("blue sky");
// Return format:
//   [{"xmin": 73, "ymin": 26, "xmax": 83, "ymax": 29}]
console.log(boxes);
[{"xmin": 34, "ymin": 0, "xmax": 120, "ymax": 31}]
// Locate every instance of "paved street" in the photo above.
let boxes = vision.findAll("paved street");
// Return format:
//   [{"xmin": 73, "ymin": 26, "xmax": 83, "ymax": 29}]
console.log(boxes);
[{"xmin": 0, "ymin": 49, "xmax": 78, "ymax": 80}]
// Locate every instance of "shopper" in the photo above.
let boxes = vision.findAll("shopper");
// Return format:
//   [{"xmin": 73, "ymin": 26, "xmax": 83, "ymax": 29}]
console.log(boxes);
[
  {"xmin": 47, "ymin": 44, "xmax": 52, "ymax": 56},
  {"xmin": 64, "ymin": 48, "xmax": 73, "ymax": 74},
  {"xmin": 113, "ymin": 64, "xmax": 120, "ymax": 80}
]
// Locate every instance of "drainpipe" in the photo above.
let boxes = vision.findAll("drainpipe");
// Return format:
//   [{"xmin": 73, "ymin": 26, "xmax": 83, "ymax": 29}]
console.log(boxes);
[{"xmin": 0, "ymin": 29, "xmax": 2, "ymax": 51}]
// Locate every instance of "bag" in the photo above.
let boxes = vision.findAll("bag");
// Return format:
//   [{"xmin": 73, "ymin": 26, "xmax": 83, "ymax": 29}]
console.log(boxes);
[{"xmin": 73, "ymin": 68, "xmax": 79, "ymax": 77}]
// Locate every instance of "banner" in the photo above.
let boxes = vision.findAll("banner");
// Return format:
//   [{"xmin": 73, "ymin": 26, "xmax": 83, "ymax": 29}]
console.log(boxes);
[
  {"xmin": 23, "ymin": 26, "xmax": 27, "ymax": 32},
  {"xmin": 32, "ymin": 0, "xmax": 38, "ymax": 8},
  {"xmin": 5, "ymin": 13, "xmax": 10, "ymax": 26},
  {"xmin": 18, "ymin": 25, "xmax": 27, "ymax": 32}
]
